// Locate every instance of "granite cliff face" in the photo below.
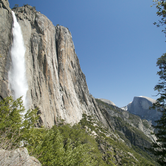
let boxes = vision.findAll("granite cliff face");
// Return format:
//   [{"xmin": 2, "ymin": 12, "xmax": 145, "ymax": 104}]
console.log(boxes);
[
  {"xmin": 122, "ymin": 96, "xmax": 161, "ymax": 125},
  {"xmin": 0, "ymin": 2, "xmax": 106, "ymax": 127},
  {"xmin": 0, "ymin": 0, "xmax": 12, "ymax": 99}
]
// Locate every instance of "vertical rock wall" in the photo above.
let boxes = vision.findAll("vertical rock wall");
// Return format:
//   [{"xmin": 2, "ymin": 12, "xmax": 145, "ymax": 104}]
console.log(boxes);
[
  {"xmin": 0, "ymin": 0, "xmax": 12, "ymax": 99},
  {"xmin": 0, "ymin": 2, "xmax": 106, "ymax": 127}
]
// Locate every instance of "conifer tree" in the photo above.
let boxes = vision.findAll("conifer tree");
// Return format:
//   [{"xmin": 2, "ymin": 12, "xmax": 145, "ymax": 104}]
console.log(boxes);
[
  {"xmin": 150, "ymin": 1, "xmax": 166, "ymax": 164},
  {"xmin": 151, "ymin": 54, "xmax": 166, "ymax": 165},
  {"xmin": 0, "ymin": 96, "xmax": 39, "ymax": 150},
  {"xmin": 0, "ymin": 96, "xmax": 25, "ymax": 149}
]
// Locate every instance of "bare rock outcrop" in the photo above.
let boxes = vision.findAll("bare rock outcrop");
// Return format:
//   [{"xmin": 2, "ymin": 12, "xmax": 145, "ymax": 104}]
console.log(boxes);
[
  {"xmin": 0, "ymin": 2, "xmax": 106, "ymax": 127},
  {"xmin": 98, "ymin": 98, "xmax": 116, "ymax": 106},
  {"xmin": 122, "ymin": 96, "xmax": 161, "ymax": 125},
  {"xmin": 0, "ymin": 0, "xmax": 10, "ymax": 11},
  {"xmin": 0, "ymin": 0, "xmax": 12, "ymax": 99},
  {"xmin": 0, "ymin": 148, "xmax": 41, "ymax": 166}
]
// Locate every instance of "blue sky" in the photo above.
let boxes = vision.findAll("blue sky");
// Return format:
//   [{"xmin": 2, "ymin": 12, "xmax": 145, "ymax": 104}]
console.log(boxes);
[{"xmin": 9, "ymin": 0, "xmax": 166, "ymax": 107}]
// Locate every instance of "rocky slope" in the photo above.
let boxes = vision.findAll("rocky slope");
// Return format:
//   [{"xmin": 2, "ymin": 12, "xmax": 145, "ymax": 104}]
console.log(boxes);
[
  {"xmin": 122, "ymin": 96, "xmax": 161, "ymax": 125},
  {"xmin": 96, "ymin": 99, "xmax": 156, "ymax": 150},
  {"xmin": 79, "ymin": 113, "xmax": 158, "ymax": 166},
  {"xmin": 0, "ymin": 1, "xmax": 106, "ymax": 127}
]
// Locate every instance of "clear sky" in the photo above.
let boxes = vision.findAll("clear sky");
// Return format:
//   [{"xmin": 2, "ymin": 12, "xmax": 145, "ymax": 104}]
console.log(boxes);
[{"xmin": 9, "ymin": 0, "xmax": 166, "ymax": 107}]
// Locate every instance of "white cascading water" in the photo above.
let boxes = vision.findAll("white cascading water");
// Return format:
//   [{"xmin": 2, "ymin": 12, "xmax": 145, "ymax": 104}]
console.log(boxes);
[{"xmin": 8, "ymin": 11, "xmax": 28, "ymax": 111}]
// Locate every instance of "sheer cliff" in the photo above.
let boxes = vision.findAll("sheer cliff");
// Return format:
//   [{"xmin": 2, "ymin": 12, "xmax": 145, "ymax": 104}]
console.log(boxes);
[
  {"xmin": 0, "ymin": 2, "xmax": 106, "ymax": 127},
  {"xmin": 0, "ymin": 0, "xmax": 12, "ymax": 99}
]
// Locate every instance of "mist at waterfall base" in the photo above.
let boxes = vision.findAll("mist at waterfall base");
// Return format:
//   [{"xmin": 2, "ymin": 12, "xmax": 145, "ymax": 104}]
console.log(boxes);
[{"xmin": 8, "ymin": 11, "xmax": 28, "ymax": 111}]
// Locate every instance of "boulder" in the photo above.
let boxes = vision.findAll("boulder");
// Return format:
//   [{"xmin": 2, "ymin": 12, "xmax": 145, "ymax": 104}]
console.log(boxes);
[{"xmin": 0, "ymin": 148, "xmax": 41, "ymax": 166}]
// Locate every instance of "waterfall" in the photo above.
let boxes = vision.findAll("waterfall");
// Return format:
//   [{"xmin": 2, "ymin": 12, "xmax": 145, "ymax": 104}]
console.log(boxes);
[{"xmin": 8, "ymin": 11, "xmax": 28, "ymax": 110}]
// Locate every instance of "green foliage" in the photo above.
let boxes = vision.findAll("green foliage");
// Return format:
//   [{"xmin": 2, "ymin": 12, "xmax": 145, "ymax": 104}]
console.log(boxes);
[
  {"xmin": 152, "ymin": 0, "xmax": 166, "ymax": 34},
  {"xmin": 143, "ymin": 3, "xmax": 166, "ymax": 164},
  {"xmin": 0, "ymin": 96, "xmax": 24, "ymax": 130},
  {"xmin": 0, "ymin": 97, "xmax": 104, "ymax": 165},
  {"xmin": 149, "ymin": 53, "xmax": 166, "ymax": 165},
  {"xmin": 30, "ymin": 123, "xmax": 105, "ymax": 166},
  {"xmin": 0, "ymin": 96, "xmax": 38, "ymax": 150},
  {"xmin": 0, "ymin": 97, "xmax": 158, "ymax": 165}
]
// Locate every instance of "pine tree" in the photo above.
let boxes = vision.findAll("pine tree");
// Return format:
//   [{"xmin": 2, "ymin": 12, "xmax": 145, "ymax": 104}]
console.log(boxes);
[
  {"xmin": 151, "ymin": 54, "xmax": 166, "ymax": 165},
  {"xmin": 0, "ymin": 96, "xmax": 39, "ymax": 150},
  {"xmin": 0, "ymin": 96, "xmax": 25, "ymax": 149},
  {"xmin": 150, "ymin": 1, "xmax": 166, "ymax": 164}
]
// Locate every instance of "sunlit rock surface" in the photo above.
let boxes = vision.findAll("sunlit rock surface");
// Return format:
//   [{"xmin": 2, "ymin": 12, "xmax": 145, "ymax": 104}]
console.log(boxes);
[
  {"xmin": 0, "ymin": 0, "xmax": 12, "ymax": 99},
  {"xmin": 97, "ymin": 98, "xmax": 156, "ymax": 150},
  {"xmin": 122, "ymin": 96, "xmax": 161, "ymax": 125},
  {"xmin": 0, "ymin": 3, "xmax": 106, "ymax": 127},
  {"xmin": 99, "ymin": 98, "xmax": 116, "ymax": 106},
  {"xmin": 0, "ymin": 148, "xmax": 41, "ymax": 166}
]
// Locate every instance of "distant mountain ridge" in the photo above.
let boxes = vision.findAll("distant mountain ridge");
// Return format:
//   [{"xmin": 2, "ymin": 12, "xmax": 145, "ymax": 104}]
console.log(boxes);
[
  {"xmin": 122, "ymin": 96, "xmax": 161, "ymax": 125},
  {"xmin": 98, "ymin": 98, "xmax": 116, "ymax": 106},
  {"xmin": 97, "ymin": 96, "xmax": 161, "ymax": 125}
]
